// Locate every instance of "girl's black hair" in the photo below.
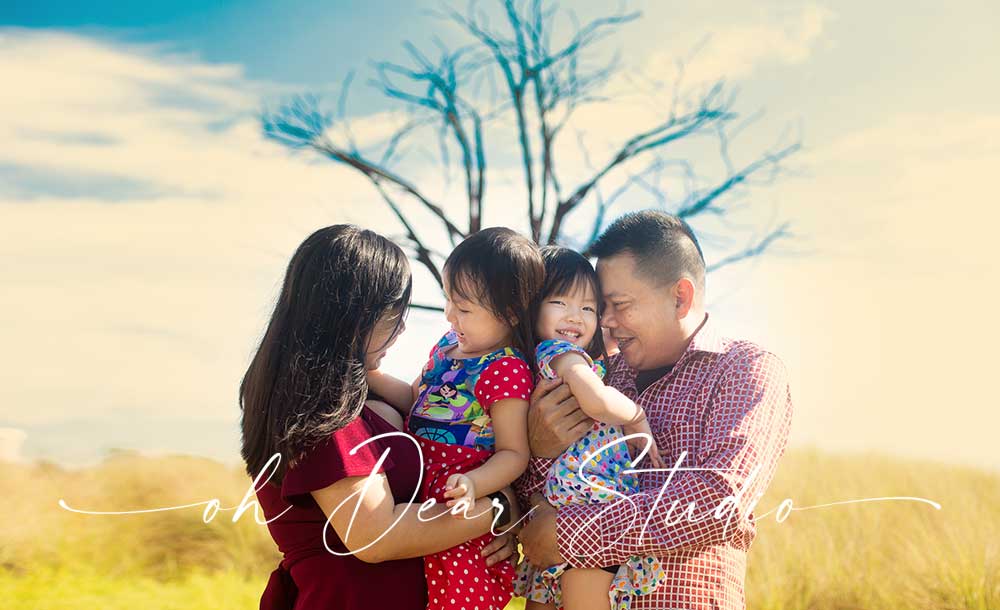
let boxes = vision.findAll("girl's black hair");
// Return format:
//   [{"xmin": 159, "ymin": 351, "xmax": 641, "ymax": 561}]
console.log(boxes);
[
  {"xmin": 534, "ymin": 246, "xmax": 607, "ymax": 361},
  {"xmin": 443, "ymin": 227, "xmax": 545, "ymax": 370},
  {"xmin": 239, "ymin": 225, "xmax": 411, "ymax": 484}
]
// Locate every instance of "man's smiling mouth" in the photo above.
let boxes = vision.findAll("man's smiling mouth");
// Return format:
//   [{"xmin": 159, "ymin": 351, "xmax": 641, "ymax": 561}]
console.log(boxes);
[{"xmin": 616, "ymin": 336, "xmax": 635, "ymax": 350}]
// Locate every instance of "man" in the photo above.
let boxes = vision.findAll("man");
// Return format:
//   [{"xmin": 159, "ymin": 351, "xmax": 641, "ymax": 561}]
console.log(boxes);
[{"xmin": 515, "ymin": 210, "xmax": 793, "ymax": 609}]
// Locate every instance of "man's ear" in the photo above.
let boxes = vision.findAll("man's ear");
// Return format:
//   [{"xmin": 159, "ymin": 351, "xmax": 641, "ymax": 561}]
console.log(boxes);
[{"xmin": 674, "ymin": 278, "xmax": 695, "ymax": 318}]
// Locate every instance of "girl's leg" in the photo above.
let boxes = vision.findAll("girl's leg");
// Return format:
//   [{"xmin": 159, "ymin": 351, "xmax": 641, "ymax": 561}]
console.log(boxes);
[
  {"xmin": 561, "ymin": 568, "xmax": 615, "ymax": 610},
  {"xmin": 524, "ymin": 602, "xmax": 557, "ymax": 610}
]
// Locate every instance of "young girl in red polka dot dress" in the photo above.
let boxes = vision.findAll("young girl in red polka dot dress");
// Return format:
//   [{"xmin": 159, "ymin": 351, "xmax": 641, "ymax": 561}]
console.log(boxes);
[{"xmin": 369, "ymin": 227, "xmax": 545, "ymax": 610}]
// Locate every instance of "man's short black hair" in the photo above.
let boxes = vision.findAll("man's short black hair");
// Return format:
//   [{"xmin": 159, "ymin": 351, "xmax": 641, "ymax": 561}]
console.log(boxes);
[{"xmin": 586, "ymin": 209, "xmax": 706, "ymax": 293}]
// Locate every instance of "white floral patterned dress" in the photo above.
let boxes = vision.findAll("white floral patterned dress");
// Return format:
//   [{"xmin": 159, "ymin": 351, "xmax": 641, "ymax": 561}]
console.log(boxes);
[{"xmin": 513, "ymin": 339, "xmax": 665, "ymax": 610}]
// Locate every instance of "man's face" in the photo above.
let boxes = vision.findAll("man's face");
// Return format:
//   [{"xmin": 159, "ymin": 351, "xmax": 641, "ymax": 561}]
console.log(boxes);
[{"xmin": 596, "ymin": 252, "xmax": 682, "ymax": 371}]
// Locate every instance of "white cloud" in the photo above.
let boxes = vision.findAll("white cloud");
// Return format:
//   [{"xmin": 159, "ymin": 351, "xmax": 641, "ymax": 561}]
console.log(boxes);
[
  {"xmin": 559, "ymin": 4, "xmax": 832, "ymax": 152},
  {"xmin": 643, "ymin": 4, "xmax": 835, "ymax": 88},
  {"xmin": 0, "ymin": 30, "xmax": 407, "ymax": 427}
]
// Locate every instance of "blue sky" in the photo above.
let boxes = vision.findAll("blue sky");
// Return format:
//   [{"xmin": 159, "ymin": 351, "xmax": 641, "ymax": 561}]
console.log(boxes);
[
  {"xmin": 5, "ymin": 1, "xmax": 997, "ymax": 129},
  {"xmin": 2, "ymin": 1, "xmax": 439, "ymax": 101},
  {"xmin": 1, "ymin": 1, "xmax": 998, "ymax": 470}
]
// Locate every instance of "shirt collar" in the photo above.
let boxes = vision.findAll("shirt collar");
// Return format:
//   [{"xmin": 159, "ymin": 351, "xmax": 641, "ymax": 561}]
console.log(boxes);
[{"xmin": 684, "ymin": 311, "xmax": 725, "ymax": 356}]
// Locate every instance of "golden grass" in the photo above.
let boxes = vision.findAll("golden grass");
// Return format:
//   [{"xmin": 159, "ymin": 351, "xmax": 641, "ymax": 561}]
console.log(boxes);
[
  {"xmin": 1, "ymin": 447, "xmax": 996, "ymax": 609},
  {"xmin": 746, "ymin": 449, "xmax": 999, "ymax": 610}
]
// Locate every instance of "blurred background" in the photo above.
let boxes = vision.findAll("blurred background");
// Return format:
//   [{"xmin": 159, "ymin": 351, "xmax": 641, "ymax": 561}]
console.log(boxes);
[{"xmin": 1, "ymin": 1, "xmax": 998, "ymax": 608}]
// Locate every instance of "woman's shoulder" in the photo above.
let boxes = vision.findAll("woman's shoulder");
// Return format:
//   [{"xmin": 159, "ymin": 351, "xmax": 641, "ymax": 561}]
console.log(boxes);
[{"xmin": 280, "ymin": 411, "xmax": 396, "ymax": 504}]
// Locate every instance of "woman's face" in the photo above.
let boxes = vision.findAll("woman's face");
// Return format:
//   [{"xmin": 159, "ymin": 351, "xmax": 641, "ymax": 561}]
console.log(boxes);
[
  {"xmin": 364, "ymin": 310, "xmax": 406, "ymax": 370},
  {"xmin": 535, "ymin": 280, "xmax": 599, "ymax": 349}
]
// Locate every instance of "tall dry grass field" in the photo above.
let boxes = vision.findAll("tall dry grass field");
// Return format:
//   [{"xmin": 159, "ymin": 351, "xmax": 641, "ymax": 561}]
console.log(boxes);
[{"xmin": 1, "ymin": 448, "xmax": 996, "ymax": 609}]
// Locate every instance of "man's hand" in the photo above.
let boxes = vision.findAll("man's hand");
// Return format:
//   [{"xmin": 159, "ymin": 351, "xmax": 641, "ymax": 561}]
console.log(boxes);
[
  {"xmin": 527, "ymin": 379, "xmax": 594, "ymax": 459},
  {"xmin": 480, "ymin": 531, "xmax": 518, "ymax": 568},
  {"xmin": 518, "ymin": 493, "xmax": 565, "ymax": 568},
  {"xmin": 623, "ymin": 412, "xmax": 665, "ymax": 469}
]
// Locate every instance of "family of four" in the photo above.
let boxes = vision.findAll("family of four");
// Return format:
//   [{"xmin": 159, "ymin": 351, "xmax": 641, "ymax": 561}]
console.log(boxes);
[{"xmin": 241, "ymin": 210, "xmax": 794, "ymax": 610}]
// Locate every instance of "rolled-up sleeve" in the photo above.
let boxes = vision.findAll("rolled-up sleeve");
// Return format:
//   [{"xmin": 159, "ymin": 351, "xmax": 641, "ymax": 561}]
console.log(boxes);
[
  {"xmin": 556, "ymin": 349, "xmax": 793, "ymax": 567},
  {"xmin": 513, "ymin": 455, "xmax": 556, "ymax": 513}
]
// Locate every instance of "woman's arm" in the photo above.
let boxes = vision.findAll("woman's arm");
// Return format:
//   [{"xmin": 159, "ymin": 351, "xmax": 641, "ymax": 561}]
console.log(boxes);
[
  {"xmin": 366, "ymin": 370, "xmax": 419, "ymax": 414},
  {"xmin": 364, "ymin": 399, "xmax": 404, "ymax": 431},
  {"xmin": 444, "ymin": 398, "xmax": 530, "ymax": 507},
  {"xmin": 311, "ymin": 472, "xmax": 510, "ymax": 564},
  {"xmin": 552, "ymin": 353, "xmax": 642, "ymax": 425}
]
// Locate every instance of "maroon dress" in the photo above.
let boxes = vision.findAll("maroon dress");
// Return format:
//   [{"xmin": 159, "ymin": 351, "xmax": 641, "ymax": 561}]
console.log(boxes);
[{"xmin": 255, "ymin": 404, "xmax": 427, "ymax": 610}]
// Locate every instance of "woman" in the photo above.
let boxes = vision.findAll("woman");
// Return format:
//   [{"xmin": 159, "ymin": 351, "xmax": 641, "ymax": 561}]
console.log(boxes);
[{"xmin": 241, "ymin": 225, "xmax": 519, "ymax": 610}]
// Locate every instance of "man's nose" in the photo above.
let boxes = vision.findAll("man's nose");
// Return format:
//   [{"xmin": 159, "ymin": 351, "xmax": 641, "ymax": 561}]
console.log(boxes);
[{"xmin": 601, "ymin": 309, "xmax": 617, "ymax": 329}]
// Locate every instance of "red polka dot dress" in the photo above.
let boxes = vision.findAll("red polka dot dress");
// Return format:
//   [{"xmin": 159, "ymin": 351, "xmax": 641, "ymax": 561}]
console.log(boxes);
[{"xmin": 407, "ymin": 330, "xmax": 533, "ymax": 610}]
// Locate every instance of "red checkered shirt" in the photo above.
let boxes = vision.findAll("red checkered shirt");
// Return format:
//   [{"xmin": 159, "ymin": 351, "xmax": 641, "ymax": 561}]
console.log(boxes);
[{"xmin": 514, "ymin": 312, "xmax": 793, "ymax": 610}]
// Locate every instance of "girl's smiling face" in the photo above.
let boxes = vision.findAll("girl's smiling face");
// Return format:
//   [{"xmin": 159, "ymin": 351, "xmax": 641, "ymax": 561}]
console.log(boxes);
[
  {"xmin": 535, "ymin": 280, "xmax": 599, "ymax": 349},
  {"xmin": 443, "ymin": 273, "xmax": 513, "ymax": 357}
]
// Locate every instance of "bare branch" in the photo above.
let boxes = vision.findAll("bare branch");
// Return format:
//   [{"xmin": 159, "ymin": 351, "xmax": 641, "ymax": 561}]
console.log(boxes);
[
  {"xmin": 370, "ymin": 39, "xmax": 487, "ymax": 233},
  {"xmin": 262, "ymin": 1, "xmax": 803, "ymax": 294},
  {"xmin": 262, "ymin": 95, "xmax": 466, "ymax": 246},
  {"xmin": 548, "ymin": 84, "xmax": 736, "ymax": 243},
  {"xmin": 314, "ymin": 137, "xmax": 466, "ymax": 243},
  {"xmin": 677, "ymin": 140, "xmax": 800, "ymax": 219},
  {"xmin": 371, "ymin": 180, "xmax": 444, "ymax": 287},
  {"xmin": 707, "ymin": 223, "xmax": 791, "ymax": 273}
]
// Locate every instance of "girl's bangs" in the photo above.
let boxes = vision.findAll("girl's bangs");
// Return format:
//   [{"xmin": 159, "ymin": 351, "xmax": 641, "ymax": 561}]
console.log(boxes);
[
  {"xmin": 444, "ymin": 264, "xmax": 487, "ymax": 305},
  {"xmin": 545, "ymin": 265, "xmax": 600, "ymax": 305}
]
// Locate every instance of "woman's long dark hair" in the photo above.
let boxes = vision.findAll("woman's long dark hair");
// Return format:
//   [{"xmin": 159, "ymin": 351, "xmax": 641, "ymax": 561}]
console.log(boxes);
[
  {"xmin": 533, "ymin": 246, "xmax": 607, "ymax": 361},
  {"xmin": 240, "ymin": 225, "xmax": 411, "ymax": 484},
  {"xmin": 444, "ymin": 227, "xmax": 544, "ymax": 371}
]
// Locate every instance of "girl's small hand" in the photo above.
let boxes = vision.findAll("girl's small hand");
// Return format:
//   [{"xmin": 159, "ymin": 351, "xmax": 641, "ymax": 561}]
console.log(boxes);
[
  {"xmin": 443, "ymin": 473, "xmax": 476, "ymax": 518},
  {"xmin": 623, "ymin": 417, "xmax": 666, "ymax": 469}
]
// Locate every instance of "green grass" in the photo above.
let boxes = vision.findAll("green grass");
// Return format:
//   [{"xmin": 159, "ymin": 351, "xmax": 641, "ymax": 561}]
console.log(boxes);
[{"xmin": 2, "ymin": 448, "xmax": 997, "ymax": 609}]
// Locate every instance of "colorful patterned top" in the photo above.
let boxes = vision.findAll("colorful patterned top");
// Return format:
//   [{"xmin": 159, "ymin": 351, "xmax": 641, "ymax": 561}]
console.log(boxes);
[
  {"xmin": 407, "ymin": 330, "xmax": 533, "ymax": 610},
  {"xmin": 407, "ymin": 330, "xmax": 532, "ymax": 451}
]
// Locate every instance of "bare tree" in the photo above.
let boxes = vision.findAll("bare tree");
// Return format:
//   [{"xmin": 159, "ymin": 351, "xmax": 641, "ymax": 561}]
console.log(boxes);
[{"xmin": 263, "ymin": 0, "xmax": 799, "ymax": 304}]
